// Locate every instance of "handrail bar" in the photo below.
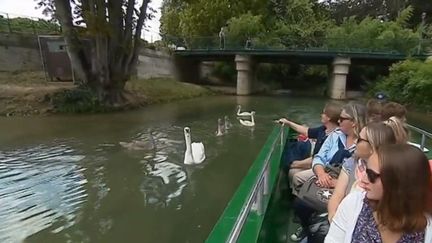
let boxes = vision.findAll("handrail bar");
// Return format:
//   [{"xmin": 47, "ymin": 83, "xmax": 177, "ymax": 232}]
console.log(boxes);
[{"xmin": 406, "ymin": 124, "xmax": 432, "ymax": 150}]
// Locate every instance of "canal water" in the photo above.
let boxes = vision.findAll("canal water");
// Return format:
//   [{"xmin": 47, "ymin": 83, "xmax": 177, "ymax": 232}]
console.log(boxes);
[{"xmin": 0, "ymin": 96, "xmax": 430, "ymax": 243}]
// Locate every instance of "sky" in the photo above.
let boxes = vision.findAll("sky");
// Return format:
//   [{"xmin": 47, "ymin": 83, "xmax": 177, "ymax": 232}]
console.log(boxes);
[{"xmin": 0, "ymin": 0, "xmax": 162, "ymax": 42}]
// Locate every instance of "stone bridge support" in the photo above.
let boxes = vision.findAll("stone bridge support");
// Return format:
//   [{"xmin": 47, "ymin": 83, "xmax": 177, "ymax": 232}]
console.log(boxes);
[
  {"xmin": 329, "ymin": 57, "xmax": 351, "ymax": 99},
  {"xmin": 235, "ymin": 55, "xmax": 255, "ymax": 95}
]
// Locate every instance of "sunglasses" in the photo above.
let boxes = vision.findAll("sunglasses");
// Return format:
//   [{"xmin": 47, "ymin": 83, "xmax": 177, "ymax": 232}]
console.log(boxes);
[
  {"xmin": 365, "ymin": 168, "xmax": 381, "ymax": 183},
  {"xmin": 339, "ymin": 116, "xmax": 353, "ymax": 122},
  {"xmin": 357, "ymin": 137, "xmax": 370, "ymax": 144},
  {"xmin": 357, "ymin": 159, "xmax": 381, "ymax": 183}
]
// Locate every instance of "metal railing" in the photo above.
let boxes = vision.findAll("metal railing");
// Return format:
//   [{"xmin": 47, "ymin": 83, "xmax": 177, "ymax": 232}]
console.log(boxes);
[
  {"xmin": 406, "ymin": 124, "xmax": 432, "ymax": 151},
  {"xmin": 172, "ymin": 35, "xmax": 432, "ymax": 56},
  {"xmin": 206, "ymin": 125, "xmax": 289, "ymax": 243},
  {"xmin": 227, "ymin": 125, "xmax": 285, "ymax": 243},
  {"xmin": 0, "ymin": 12, "xmax": 61, "ymax": 35}
]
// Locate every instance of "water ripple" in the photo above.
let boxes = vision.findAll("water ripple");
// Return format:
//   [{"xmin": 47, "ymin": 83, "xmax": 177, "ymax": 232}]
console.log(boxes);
[{"xmin": 0, "ymin": 144, "xmax": 87, "ymax": 243}]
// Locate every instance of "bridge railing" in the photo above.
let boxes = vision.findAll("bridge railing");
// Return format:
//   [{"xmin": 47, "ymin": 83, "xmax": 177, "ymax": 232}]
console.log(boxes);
[{"xmin": 174, "ymin": 36, "xmax": 432, "ymax": 56}]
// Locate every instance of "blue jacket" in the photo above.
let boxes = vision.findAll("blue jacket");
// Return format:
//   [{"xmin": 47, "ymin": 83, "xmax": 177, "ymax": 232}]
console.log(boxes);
[{"xmin": 312, "ymin": 129, "xmax": 351, "ymax": 170}]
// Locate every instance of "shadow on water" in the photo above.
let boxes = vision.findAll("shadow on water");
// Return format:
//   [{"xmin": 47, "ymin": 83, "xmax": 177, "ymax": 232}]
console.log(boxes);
[{"xmin": 0, "ymin": 95, "xmax": 391, "ymax": 243}]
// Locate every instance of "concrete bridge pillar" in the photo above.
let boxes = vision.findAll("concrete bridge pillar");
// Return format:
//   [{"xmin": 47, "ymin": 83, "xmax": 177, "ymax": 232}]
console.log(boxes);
[
  {"xmin": 235, "ymin": 55, "xmax": 254, "ymax": 95},
  {"xmin": 329, "ymin": 57, "xmax": 351, "ymax": 99}
]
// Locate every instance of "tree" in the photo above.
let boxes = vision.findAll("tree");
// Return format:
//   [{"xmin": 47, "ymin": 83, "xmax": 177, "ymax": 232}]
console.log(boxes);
[{"xmin": 35, "ymin": 0, "xmax": 153, "ymax": 105}]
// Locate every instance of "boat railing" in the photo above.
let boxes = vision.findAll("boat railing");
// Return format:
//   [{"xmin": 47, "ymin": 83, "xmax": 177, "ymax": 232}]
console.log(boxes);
[
  {"xmin": 406, "ymin": 123, "xmax": 432, "ymax": 151},
  {"xmin": 206, "ymin": 125, "xmax": 291, "ymax": 243}
]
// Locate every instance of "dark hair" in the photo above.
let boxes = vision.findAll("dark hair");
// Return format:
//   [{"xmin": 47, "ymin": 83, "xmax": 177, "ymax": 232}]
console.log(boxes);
[
  {"xmin": 323, "ymin": 102, "xmax": 342, "ymax": 124},
  {"xmin": 375, "ymin": 144, "xmax": 431, "ymax": 232},
  {"xmin": 381, "ymin": 102, "xmax": 407, "ymax": 121},
  {"xmin": 366, "ymin": 99, "xmax": 385, "ymax": 122}
]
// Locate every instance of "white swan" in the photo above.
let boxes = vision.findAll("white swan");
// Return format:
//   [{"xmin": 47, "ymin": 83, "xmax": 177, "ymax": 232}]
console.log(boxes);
[
  {"xmin": 239, "ymin": 111, "xmax": 255, "ymax": 127},
  {"xmin": 224, "ymin": 115, "xmax": 233, "ymax": 130},
  {"xmin": 215, "ymin": 118, "xmax": 225, "ymax": 136},
  {"xmin": 237, "ymin": 105, "xmax": 254, "ymax": 117},
  {"xmin": 183, "ymin": 127, "xmax": 206, "ymax": 165}
]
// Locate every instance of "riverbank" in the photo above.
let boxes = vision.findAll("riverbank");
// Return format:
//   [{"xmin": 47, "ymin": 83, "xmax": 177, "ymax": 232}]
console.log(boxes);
[{"xmin": 0, "ymin": 71, "xmax": 213, "ymax": 116}]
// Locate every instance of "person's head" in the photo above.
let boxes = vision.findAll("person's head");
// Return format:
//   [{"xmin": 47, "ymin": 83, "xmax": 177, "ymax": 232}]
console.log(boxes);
[
  {"xmin": 339, "ymin": 102, "xmax": 367, "ymax": 137},
  {"xmin": 320, "ymin": 102, "xmax": 342, "ymax": 125},
  {"xmin": 362, "ymin": 144, "xmax": 431, "ymax": 232},
  {"xmin": 383, "ymin": 116, "xmax": 409, "ymax": 144},
  {"xmin": 366, "ymin": 99, "xmax": 385, "ymax": 122},
  {"xmin": 355, "ymin": 122, "xmax": 396, "ymax": 160},
  {"xmin": 381, "ymin": 102, "xmax": 407, "ymax": 121}
]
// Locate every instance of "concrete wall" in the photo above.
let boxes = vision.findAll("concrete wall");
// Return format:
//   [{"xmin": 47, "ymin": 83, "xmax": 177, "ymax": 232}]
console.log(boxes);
[
  {"xmin": 0, "ymin": 33, "xmax": 176, "ymax": 79},
  {"xmin": 0, "ymin": 33, "xmax": 42, "ymax": 72},
  {"xmin": 137, "ymin": 48, "xmax": 175, "ymax": 79}
]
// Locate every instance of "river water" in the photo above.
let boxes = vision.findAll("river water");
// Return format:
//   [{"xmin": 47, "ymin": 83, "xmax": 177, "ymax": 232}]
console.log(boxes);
[{"xmin": 0, "ymin": 96, "xmax": 430, "ymax": 243}]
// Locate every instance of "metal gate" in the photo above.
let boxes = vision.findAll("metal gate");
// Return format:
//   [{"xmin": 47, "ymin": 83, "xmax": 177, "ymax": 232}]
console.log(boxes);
[{"xmin": 38, "ymin": 35, "xmax": 73, "ymax": 82}]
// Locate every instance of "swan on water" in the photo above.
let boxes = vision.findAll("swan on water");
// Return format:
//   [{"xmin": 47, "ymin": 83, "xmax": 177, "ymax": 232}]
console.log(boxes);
[
  {"xmin": 216, "ymin": 118, "xmax": 225, "ymax": 136},
  {"xmin": 183, "ymin": 127, "xmax": 206, "ymax": 165},
  {"xmin": 236, "ymin": 105, "xmax": 254, "ymax": 117},
  {"xmin": 239, "ymin": 111, "xmax": 255, "ymax": 127},
  {"xmin": 224, "ymin": 115, "xmax": 233, "ymax": 130}
]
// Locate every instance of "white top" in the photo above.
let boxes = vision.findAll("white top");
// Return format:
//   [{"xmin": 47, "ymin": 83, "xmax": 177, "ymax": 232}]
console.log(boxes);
[{"xmin": 325, "ymin": 191, "xmax": 432, "ymax": 243}]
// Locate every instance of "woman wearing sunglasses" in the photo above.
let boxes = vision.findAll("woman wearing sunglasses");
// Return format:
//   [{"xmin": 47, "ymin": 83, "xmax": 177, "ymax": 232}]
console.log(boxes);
[
  {"xmin": 325, "ymin": 144, "xmax": 432, "ymax": 243},
  {"xmin": 327, "ymin": 119, "xmax": 407, "ymax": 222}
]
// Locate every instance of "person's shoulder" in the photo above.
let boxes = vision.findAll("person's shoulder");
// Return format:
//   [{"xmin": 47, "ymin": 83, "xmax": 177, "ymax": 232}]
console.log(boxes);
[
  {"xmin": 341, "ymin": 190, "xmax": 365, "ymax": 206},
  {"xmin": 342, "ymin": 157, "xmax": 355, "ymax": 173}
]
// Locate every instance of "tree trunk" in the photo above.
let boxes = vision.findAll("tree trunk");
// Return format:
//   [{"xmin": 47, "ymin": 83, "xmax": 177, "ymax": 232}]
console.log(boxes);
[{"xmin": 54, "ymin": 0, "xmax": 150, "ymax": 107}]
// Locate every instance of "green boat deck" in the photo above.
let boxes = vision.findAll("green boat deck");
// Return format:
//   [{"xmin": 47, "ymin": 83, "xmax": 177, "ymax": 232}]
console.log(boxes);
[{"xmin": 206, "ymin": 123, "xmax": 432, "ymax": 243}]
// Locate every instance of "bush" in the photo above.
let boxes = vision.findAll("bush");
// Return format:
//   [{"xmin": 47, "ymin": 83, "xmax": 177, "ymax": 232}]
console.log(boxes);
[
  {"xmin": 369, "ymin": 59, "xmax": 432, "ymax": 112},
  {"xmin": 50, "ymin": 87, "xmax": 109, "ymax": 113}
]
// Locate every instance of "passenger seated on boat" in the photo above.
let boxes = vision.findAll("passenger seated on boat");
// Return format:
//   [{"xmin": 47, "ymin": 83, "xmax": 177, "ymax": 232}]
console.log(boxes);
[
  {"xmin": 381, "ymin": 101, "xmax": 407, "ymax": 121},
  {"xmin": 279, "ymin": 103, "xmax": 341, "ymax": 175},
  {"xmin": 326, "ymin": 144, "xmax": 432, "ymax": 243},
  {"xmin": 328, "ymin": 119, "xmax": 407, "ymax": 222},
  {"xmin": 291, "ymin": 103, "xmax": 366, "ymax": 194},
  {"xmin": 278, "ymin": 103, "xmax": 342, "ymax": 191},
  {"xmin": 366, "ymin": 98, "xmax": 385, "ymax": 122}
]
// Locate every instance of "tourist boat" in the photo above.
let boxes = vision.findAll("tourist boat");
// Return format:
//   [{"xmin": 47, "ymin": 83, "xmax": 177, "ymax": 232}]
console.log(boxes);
[{"xmin": 205, "ymin": 124, "xmax": 432, "ymax": 243}]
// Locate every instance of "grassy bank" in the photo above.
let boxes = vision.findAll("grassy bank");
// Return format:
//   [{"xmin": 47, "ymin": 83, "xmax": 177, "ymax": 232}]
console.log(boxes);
[
  {"xmin": 0, "ymin": 71, "xmax": 213, "ymax": 116},
  {"xmin": 126, "ymin": 77, "xmax": 212, "ymax": 104}
]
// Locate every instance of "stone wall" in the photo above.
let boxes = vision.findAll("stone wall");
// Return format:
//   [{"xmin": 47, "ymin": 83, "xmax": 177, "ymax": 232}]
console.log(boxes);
[
  {"xmin": 0, "ymin": 33, "xmax": 42, "ymax": 72},
  {"xmin": 137, "ymin": 48, "xmax": 175, "ymax": 79},
  {"xmin": 0, "ymin": 33, "xmax": 176, "ymax": 79}
]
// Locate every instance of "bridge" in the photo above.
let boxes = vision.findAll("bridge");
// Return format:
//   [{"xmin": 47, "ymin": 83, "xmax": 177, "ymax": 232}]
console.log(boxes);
[{"xmin": 172, "ymin": 37, "xmax": 431, "ymax": 99}]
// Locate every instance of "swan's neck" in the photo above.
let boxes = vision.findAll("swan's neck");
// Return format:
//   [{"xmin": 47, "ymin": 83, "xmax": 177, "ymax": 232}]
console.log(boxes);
[
  {"xmin": 251, "ymin": 114, "xmax": 255, "ymax": 124},
  {"xmin": 237, "ymin": 106, "xmax": 241, "ymax": 114},
  {"xmin": 185, "ymin": 134, "xmax": 192, "ymax": 152}
]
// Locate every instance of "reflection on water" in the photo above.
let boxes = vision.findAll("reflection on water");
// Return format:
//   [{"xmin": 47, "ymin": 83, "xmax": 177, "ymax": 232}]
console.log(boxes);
[
  {"xmin": 0, "ymin": 96, "xmax": 357, "ymax": 243},
  {"xmin": 139, "ymin": 129, "xmax": 189, "ymax": 207},
  {"xmin": 0, "ymin": 144, "xmax": 87, "ymax": 242}
]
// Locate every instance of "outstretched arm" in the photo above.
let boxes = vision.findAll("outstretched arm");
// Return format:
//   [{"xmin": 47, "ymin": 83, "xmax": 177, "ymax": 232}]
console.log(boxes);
[{"xmin": 278, "ymin": 118, "xmax": 308, "ymax": 135}]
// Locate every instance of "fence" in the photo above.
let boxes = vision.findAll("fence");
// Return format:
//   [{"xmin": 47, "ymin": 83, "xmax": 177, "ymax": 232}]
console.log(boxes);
[{"xmin": 0, "ymin": 12, "xmax": 61, "ymax": 35}]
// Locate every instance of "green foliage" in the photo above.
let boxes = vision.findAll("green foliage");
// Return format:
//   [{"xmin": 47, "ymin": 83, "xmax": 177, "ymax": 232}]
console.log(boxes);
[
  {"xmin": 325, "ymin": 13, "xmax": 421, "ymax": 54},
  {"xmin": 50, "ymin": 87, "xmax": 110, "ymax": 113},
  {"xmin": 369, "ymin": 59, "xmax": 432, "ymax": 111},
  {"xmin": 0, "ymin": 16, "xmax": 60, "ymax": 34},
  {"xmin": 226, "ymin": 13, "xmax": 264, "ymax": 44},
  {"xmin": 211, "ymin": 62, "xmax": 236, "ymax": 83},
  {"xmin": 178, "ymin": 0, "xmax": 234, "ymax": 37}
]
